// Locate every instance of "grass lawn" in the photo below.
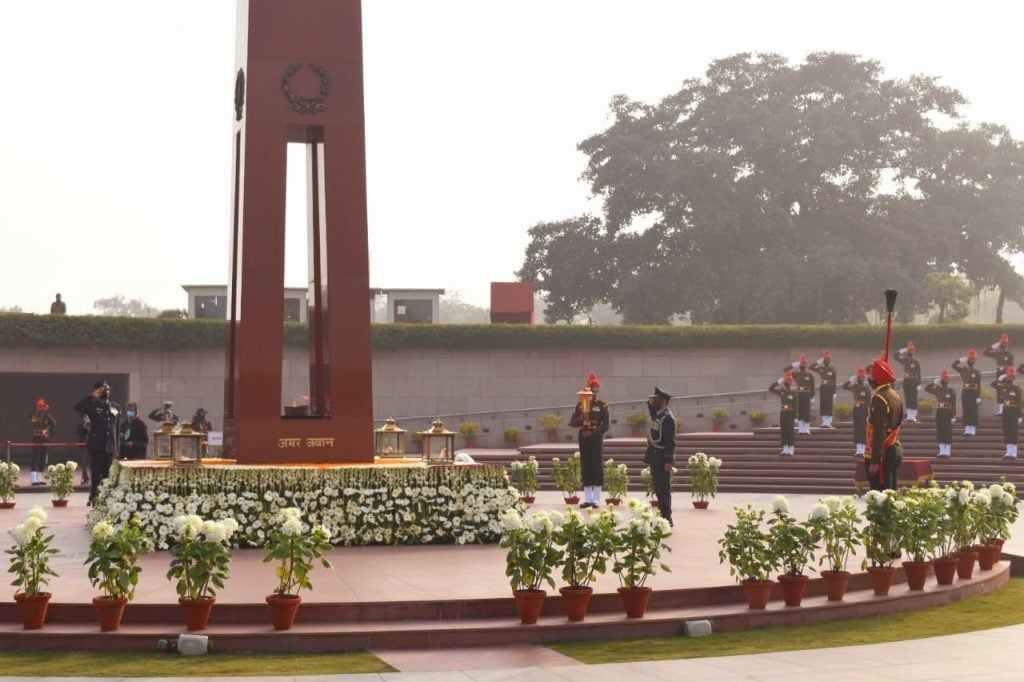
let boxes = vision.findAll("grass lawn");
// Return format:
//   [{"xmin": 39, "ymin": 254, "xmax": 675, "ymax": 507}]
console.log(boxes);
[
  {"xmin": 552, "ymin": 577, "xmax": 1024, "ymax": 665},
  {"xmin": 0, "ymin": 650, "xmax": 394, "ymax": 677}
]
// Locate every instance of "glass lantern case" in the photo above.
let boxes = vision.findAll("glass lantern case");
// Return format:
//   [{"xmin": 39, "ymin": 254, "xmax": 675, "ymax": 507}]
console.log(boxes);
[
  {"xmin": 375, "ymin": 418, "xmax": 407, "ymax": 459},
  {"xmin": 417, "ymin": 419, "xmax": 456, "ymax": 464},
  {"xmin": 152, "ymin": 421, "xmax": 176, "ymax": 461},
  {"xmin": 171, "ymin": 424, "xmax": 203, "ymax": 466}
]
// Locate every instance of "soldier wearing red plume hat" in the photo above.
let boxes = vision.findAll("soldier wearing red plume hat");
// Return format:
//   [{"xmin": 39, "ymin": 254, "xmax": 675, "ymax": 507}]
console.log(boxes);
[
  {"xmin": 783, "ymin": 354, "xmax": 815, "ymax": 435},
  {"xmin": 865, "ymin": 358, "xmax": 905, "ymax": 491},
  {"xmin": 29, "ymin": 398, "xmax": 57, "ymax": 486},
  {"xmin": 569, "ymin": 372, "xmax": 610, "ymax": 508},
  {"xmin": 985, "ymin": 334, "xmax": 1014, "ymax": 416},
  {"xmin": 952, "ymin": 350, "xmax": 982, "ymax": 436},
  {"xmin": 810, "ymin": 350, "xmax": 837, "ymax": 428},
  {"xmin": 895, "ymin": 341, "xmax": 922, "ymax": 422},
  {"xmin": 926, "ymin": 370, "xmax": 957, "ymax": 458},
  {"xmin": 843, "ymin": 366, "xmax": 872, "ymax": 457},
  {"xmin": 997, "ymin": 367, "xmax": 1020, "ymax": 459},
  {"xmin": 769, "ymin": 373, "xmax": 798, "ymax": 456}
]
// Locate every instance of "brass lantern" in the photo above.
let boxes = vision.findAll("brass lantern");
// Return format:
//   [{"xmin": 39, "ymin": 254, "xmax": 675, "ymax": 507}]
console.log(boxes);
[
  {"xmin": 418, "ymin": 418, "xmax": 456, "ymax": 464},
  {"xmin": 152, "ymin": 421, "xmax": 176, "ymax": 461},
  {"xmin": 577, "ymin": 386, "xmax": 594, "ymax": 428},
  {"xmin": 170, "ymin": 424, "xmax": 203, "ymax": 466},
  {"xmin": 375, "ymin": 418, "xmax": 407, "ymax": 459}
]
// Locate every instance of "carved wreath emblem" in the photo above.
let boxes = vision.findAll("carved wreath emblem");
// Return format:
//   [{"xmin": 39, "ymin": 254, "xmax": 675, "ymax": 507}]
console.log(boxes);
[{"xmin": 282, "ymin": 62, "xmax": 330, "ymax": 114}]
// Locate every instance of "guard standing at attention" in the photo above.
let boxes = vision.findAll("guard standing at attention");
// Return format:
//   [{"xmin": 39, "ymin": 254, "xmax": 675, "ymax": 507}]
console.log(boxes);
[
  {"xmin": 644, "ymin": 387, "xmax": 676, "ymax": 527},
  {"xmin": 984, "ymin": 334, "xmax": 1014, "ymax": 415},
  {"xmin": 925, "ymin": 370, "xmax": 957, "ymax": 458},
  {"xmin": 810, "ymin": 350, "xmax": 837, "ymax": 428},
  {"xmin": 952, "ymin": 350, "xmax": 982, "ymax": 436},
  {"xmin": 785, "ymin": 354, "xmax": 815, "ymax": 435},
  {"xmin": 895, "ymin": 341, "xmax": 922, "ymax": 422},
  {"xmin": 769, "ymin": 373, "xmax": 798, "ymax": 457},
  {"xmin": 569, "ymin": 372, "xmax": 610, "ymax": 509},
  {"xmin": 843, "ymin": 367, "xmax": 872, "ymax": 458},
  {"xmin": 865, "ymin": 358, "xmax": 905, "ymax": 492},
  {"xmin": 1000, "ymin": 368, "xmax": 1021, "ymax": 460},
  {"xmin": 29, "ymin": 399, "xmax": 57, "ymax": 486}
]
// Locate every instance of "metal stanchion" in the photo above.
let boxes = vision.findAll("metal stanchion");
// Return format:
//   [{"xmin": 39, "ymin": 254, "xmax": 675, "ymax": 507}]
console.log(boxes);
[{"xmin": 5, "ymin": 441, "xmax": 10, "ymax": 466}]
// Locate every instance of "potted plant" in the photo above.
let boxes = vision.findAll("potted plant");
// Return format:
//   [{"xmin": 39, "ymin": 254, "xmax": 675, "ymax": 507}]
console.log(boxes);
[
  {"xmin": 687, "ymin": 452, "xmax": 721, "ymax": 509},
  {"xmin": 893, "ymin": 489, "xmax": 944, "ymax": 589},
  {"xmin": 458, "ymin": 421, "xmax": 481, "ymax": 448},
  {"xmin": 0, "ymin": 461, "xmax": 19, "ymax": 508},
  {"xmin": 917, "ymin": 399, "xmax": 936, "ymax": 416},
  {"xmin": 932, "ymin": 485, "xmax": 964, "ymax": 585},
  {"xmin": 552, "ymin": 453, "xmax": 582, "ymax": 505},
  {"xmin": 613, "ymin": 499, "xmax": 673, "ymax": 618},
  {"xmin": 85, "ymin": 518, "xmax": 154, "ymax": 631},
  {"xmin": 809, "ymin": 496, "xmax": 861, "ymax": 601},
  {"xmin": 710, "ymin": 407, "xmax": 729, "ymax": 432},
  {"xmin": 625, "ymin": 412, "xmax": 648, "ymax": 437},
  {"xmin": 833, "ymin": 403, "xmax": 853, "ymax": 420},
  {"xmin": 509, "ymin": 457, "xmax": 539, "ymax": 503},
  {"xmin": 602, "ymin": 459, "xmax": 628, "ymax": 505},
  {"xmin": 166, "ymin": 514, "xmax": 239, "ymax": 631},
  {"xmin": 718, "ymin": 505, "xmax": 778, "ymax": 609},
  {"xmin": 554, "ymin": 508, "xmax": 617, "ymax": 621},
  {"xmin": 975, "ymin": 483, "xmax": 1015, "ymax": 570},
  {"xmin": 860, "ymin": 489, "xmax": 902, "ymax": 595},
  {"xmin": 6, "ymin": 506, "xmax": 58, "ymax": 629},
  {"xmin": 768, "ymin": 496, "xmax": 819, "ymax": 607},
  {"xmin": 748, "ymin": 409, "xmax": 766, "ymax": 428},
  {"xmin": 503, "ymin": 427, "xmax": 521, "ymax": 448},
  {"xmin": 539, "ymin": 413, "xmax": 564, "ymax": 442},
  {"xmin": 499, "ymin": 509, "xmax": 563, "ymax": 624},
  {"xmin": 263, "ymin": 507, "xmax": 333, "ymax": 630},
  {"xmin": 45, "ymin": 461, "xmax": 77, "ymax": 507},
  {"xmin": 949, "ymin": 481, "xmax": 980, "ymax": 579},
  {"xmin": 641, "ymin": 465, "xmax": 675, "ymax": 508},
  {"xmin": 986, "ymin": 481, "xmax": 1018, "ymax": 548}
]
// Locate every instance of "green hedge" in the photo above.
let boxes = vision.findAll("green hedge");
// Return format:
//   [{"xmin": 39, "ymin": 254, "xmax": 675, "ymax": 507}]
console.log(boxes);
[{"xmin": 0, "ymin": 313, "xmax": 1020, "ymax": 352}]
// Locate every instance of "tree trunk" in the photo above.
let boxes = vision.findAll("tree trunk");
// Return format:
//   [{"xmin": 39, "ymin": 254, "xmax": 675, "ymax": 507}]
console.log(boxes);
[
  {"xmin": 938, "ymin": 303, "xmax": 946, "ymax": 324},
  {"xmin": 996, "ymin": 286, "xmax": 1006, "ymax": 325}
]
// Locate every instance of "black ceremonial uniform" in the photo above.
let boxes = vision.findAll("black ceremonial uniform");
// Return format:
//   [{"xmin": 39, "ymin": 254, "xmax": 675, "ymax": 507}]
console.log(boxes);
[
  {"xmin": 1002, "ymin": 382, "xmax": 1021, "ymax": 456},
  {"xmin": 785, "ymin": 366, "xmax": 815, "ymax": 429},
  {"xmin": 74, "ymin": 393, "xmax": 121, "ymax": 503},
  {"xmin": 769, "ymin": 380, "xmax": 797, "ymax": 451},
  {"xmin": 925, "ymin": 381, "xmax": 956, "ymax": 453},
  {"xmin": 644, "ymin": 406, "xmax": 676, "ymax": 523},
  {"xmin": 951, "ymin": 358, "xmax": 981, "ymax": 433}
]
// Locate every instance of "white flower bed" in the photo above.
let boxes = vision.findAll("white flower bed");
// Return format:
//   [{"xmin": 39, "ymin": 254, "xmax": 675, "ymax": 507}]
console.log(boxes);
[{"xmin": 89, "ymin": 461, "xmax": 521, "ymax": 549}]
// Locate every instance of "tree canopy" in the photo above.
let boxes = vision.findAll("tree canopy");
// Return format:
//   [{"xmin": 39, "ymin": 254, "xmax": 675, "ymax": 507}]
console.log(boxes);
[{"xmin": 518, "ymin": 52, "xmax": 1024, "ymax": 324}]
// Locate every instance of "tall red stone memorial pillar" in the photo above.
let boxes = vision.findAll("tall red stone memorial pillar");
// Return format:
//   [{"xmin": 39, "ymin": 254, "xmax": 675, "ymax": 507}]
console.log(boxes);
[{"xmin": 223, "ymin": 0, "xmax": 373, "ymax": 463}]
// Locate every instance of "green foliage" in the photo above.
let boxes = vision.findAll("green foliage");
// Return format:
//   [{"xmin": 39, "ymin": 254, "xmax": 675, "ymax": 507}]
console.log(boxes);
[
  {"xmin": 165, "ymin": 516, "xmax": 237, "ymax": 600},
  {"xmin": 499, "ymin": 509, "xmax": 562, "ymax": 591},
  {"xmin": 45, "ymin": 461, "xmax": 78, "ymax": 501},
  {"xmin": 641, "ymin": 465, "xmax": 675, "ymax": 498},
  {"xmin": 457, "ymin": 421, "xmax": 480, "ymax": 438},
  {"xmin": 157, "ymin": 309, "xmax": 188, "ymax": 319},
  {"xmin": 508, "ymin": 457, "xmax": 539, "ymax": 496},
  {"xmin": 85, "ymin": 519, "xmax": 154, "ymax": 601},
  {"xmin": 810, "ymin": 497, "xmax": 862, "ymax": 572},
  {"xmin": 710, "ymin": 407, "xmax": 729, "ymax": 424},
  {"xmin": 625, "ymin": 412, "xmax": 649, "ymax": 429},
  {"xmin": 923, "ymin": 272, "xmax": 973, "ymax": 323},
  {"xmin": 0, "ymin": 462, "xmax": 19, "ymax": 503},
  {"xmin": 538, "ymin": 413, "xmax": 564, "ymax": 432},
  {"xmin": 602, "ymin": 459, "xmax": 629, "ymax": 499},
  {"xmin": 612, "ymin": 500, "xmax": 673, "ymax": 589},
  {"xmin": 918, "ymin": 399, "xmax": 936, "ymax": 415},
  {"xmin": 6, "ymin": 507, "xmax": 59, "ymax": 597},
  {"xmin": 833, "ymin": 403, "xmax": 853, "ymax": 419},
  {"xmin": 686, "ymin": 452, "xmax": 721, "ymax": 500},
  {"xmin": 748, "ymin": 410, "xmax": 766, "ymax": 426},
  {"xmin": 261, "ymin": 509, "xmax": 333, "ymax": 597},
  {"xmin": 551, "ymin": 453, "xmax": 582, "ymax": 496},
  {"xmin": 718, "ymin": 505, "xmax": 778, "ymax": 583},
  {"xmin": 503, "ymin": 427, "xmax": 520, "ymax": 442},
  {"xmin": 891, "ymin": 489, "xmax": 945, "ymax": 563},
  {"xmin": 861, "ymin": 490, "xmax": 902, "ymax": 569},
  {"xmin": 555, "ymin": 508, "xmax": 618, "ymax": 589},
  {"xmin": 767, "ymin": 497, "xmax": 820, "ymax": 577}
]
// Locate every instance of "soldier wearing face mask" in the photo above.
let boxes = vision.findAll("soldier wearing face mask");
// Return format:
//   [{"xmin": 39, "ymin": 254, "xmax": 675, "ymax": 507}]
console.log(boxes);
[
  {"xmin": 119, "ymin": 402, "xmax": 149, "ymax": 460},
  {"xmin": 74, "ymin": 381, "xmax": 121, "ymax": 504}
]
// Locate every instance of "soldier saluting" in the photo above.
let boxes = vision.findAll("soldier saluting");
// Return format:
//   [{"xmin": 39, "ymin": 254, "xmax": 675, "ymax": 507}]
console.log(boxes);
[
  {"xmin": 895, "ymin": 341, "xmax": 922, "ymax": 423},
  {"xmin": 925, "ymin": 370, "xmax": 957, "ymax": 458},
  {"xmin": 843, "ymin": 367, "xmax": 872, "ymax": 458},
  {"xmin": 952, "ymin": 350, "xmax": 981, "ymax": 436},
  {"xmin": 769, "ymin": 373, "xmax": 798, "ymax": 457},
  {"xmin": 784, "ymin": 354, "xmax": 815, "ymax": 435},
  {"xmin": 999, "ymin": 368, "xmax": 1021, "ymax": 460},
  {"xmin": 810, "ymin": 350, "xmax": 837, "ymax": 429},
  {"xmin": 984, "ymin": 334, "xmax": 1014, "ymax": 415}
]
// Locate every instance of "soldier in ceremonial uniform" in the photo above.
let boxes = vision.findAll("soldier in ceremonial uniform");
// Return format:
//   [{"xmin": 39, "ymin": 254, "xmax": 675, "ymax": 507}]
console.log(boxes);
[
  {"xmin": 569, "ymin": 372, "xmax": 610, "ymax": 509},
  {"xmin": 29, "ymin": 398, "xmax": 57, "ymax": 486},
  {"xmin": 895, "ymin": 341, "xmax": 922, "ymax": 422},
  {"xmin": 843, "ymin": 367, "xmax": 872, "ymax": 458},
  {"xmin": 952, "ymin": 350, "xmax": 981, "ymax": 436},
  {"xmin": 74, "ymin": 381, "xmax": 121, "ymax": 504},
  {"xmin": 926, "ymin": 370, "xmax": 957, "ymax": 458},
  {"xmin": 984, "ymin": 334, "xmax": 1014, "ymax": 415},
  {"xmin": 769, "ymin": 373, "xmax": 797, "ymax": 456},
  {"xmin": 865, "ymin": 358, "xmax": 905, "ymax": 492},
  {"xmin": 810, "ymin": 350, "xmax": 837, "ymax": 428},
  {"xmin": 644, "ymin": 387, "xmax": 676, "ymax": 526},
  {"xmin": 784, "ymin": 354, "xmax": 815, "ymax": 435},
  {"xmin": 999, "ymin": 368, "xmax": 1021, "ymax": 460}
]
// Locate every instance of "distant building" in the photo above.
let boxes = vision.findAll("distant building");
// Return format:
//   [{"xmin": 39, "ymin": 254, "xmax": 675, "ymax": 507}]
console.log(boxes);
[
  {"xmin": 490, "ymin": 282, "xmax": 534, "ymax": 324},
  {"xmin": 379, "ymin": 289, "xmax": 445, "ymax": 324}
]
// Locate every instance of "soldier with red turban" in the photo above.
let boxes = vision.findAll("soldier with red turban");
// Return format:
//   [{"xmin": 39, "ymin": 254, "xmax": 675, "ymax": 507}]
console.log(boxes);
[
  {"xmin": 810, "ymin": 350, "xmax": 837, "ymax": 428},
  {"xmin": 843, "ymin": 367, "xmax": 872, "ymax": 458},
  {"xmin": 985, "ymin": 334, "xmax": 1014, "ymax": 416},
  {"xmin": 783, "ymin": 354, "xmax": 815, "ymax": 435},
  {"xmin": 865, "ymin": 358, "xmax": 905, "ymax": 491},
  {"xmin": 30, "ymin": 398, "xmax": 57, "ymax": 486},
  {"xmin": 926, "ymin": 370, "xmax": 957, "ymax": 458},
  {"xmin": 569, "ymin": 372, "xmax": 610, "ymax": 508},
  {"xmin": 895, "ymin": 341, "xmax": 922, "ymax": 422},
  {"xmin": 769, "ymin": 373, "xmax": 798, "ymax": 456},
  {"xmin": 999, "ymin": 367, "xmax": 1020, "ymax": 460},
  {"xmin": 952, "ymin": 350, "xmax": 982, "ymax": 436}
]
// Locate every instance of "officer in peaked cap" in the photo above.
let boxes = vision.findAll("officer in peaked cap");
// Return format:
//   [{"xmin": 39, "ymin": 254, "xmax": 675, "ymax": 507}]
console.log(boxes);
[{"xmin": 644, "ymin": 386, "xmax": 676, "ymax": 526}]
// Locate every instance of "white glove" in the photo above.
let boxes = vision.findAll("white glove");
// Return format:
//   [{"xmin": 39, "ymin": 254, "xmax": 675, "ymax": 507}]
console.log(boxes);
[
  {"xmin": 898, "ymin": 347, "xmax": 907, "ymax": 355},
  {"xmin": 792, "ymin": 361, "xmax": 800, "ymax": 369},
  {"xmin": 960, "ymin": 356, "xmax": 968, "ymax": 364},
  {"xmin": 993, "ymin": 342, "xmax": 1001, "ymax": 350},
  {"xmin": 849, "ymin": 375, "xmax": 857, "ymax": 383},
  {"xmin": 817, "ymin": 357, "xmax": 824, "ymax": 365},
  {"xmin": 951, "ymin": 417, "xmax": 956, "ymax": 423},
  {"xmin": 977, "ymin": 398, "xmax": 982, "ymax": 404}
]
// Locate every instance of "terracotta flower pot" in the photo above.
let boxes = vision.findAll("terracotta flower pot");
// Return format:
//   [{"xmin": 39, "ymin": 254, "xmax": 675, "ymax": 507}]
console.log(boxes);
[
  {"xmin": 778, "ymin": 574, "xmax": 809, "ymax": 607},
  {"xmin": 742, "ymin": 580, "xmax": 775, "ymax": 610},
  {"xmin": 977, "ymin": 544, "xmax": 1001, "ymax": 571},
  {"xmin": 505, "ymin": 440, "xmax": 518, "ymax": 449},
  {"xmin": 519, "ymin": 496, "xmax": 535, "ymax": 505},
  {"xmin": 15, "ymin": 592, "xmax": 50, "ymax": 630},
  {"xmin": 179, "ymin": 596, "xmax": 215, "ymax": 631},
  {"xmin": 933, "ymin": 557, "xmax": 959, "ymax": 586},
  {"xmin": 266, "ymin": 594, "xmax": 302, "ymax": 630},
  {"xmin": 617, "ymin": 586, "xmax": 653, "ymax": 618},
  {"xmin": 902, "ymin": 560, "xmax": 932, "ymax": 590},
  {"xmin": 563, "ymin": 496, "xmax": 580, "ymax": 506},
  {"xmin": 0, "ymin": 501, "xmax": 15, "ymax": 509},
  {"xmin": 821, "ymin": 570, "xmax": 851, "ymax": 602},
  {"xmin": 712, "ymin": 422, "xmax": 724, "ymax": 432},
  {"xmin": 993, "ymin": 538, "xmax": 1006, "ymax": 549},
  {"xmin": 93, "ymin": 596, "xmax": 128, "ymax": 632},
  {"xmin": 559, "ymin": 586, "xmax": 593, "ymax": 622},
  {"xmin": 692, "ymin": 500, "xmax": 710, "ymax": 509},
  {"xmin": 513, "ymin": 589, "xmax": 546, "ymax": 624},
  {"xmin": 605, "ymin": 498, "xmax": 622, "ymax": 506},
  {"xmin": 546, "ymin": 432, "xmax": 559, "ymax": 443},
  {"xmin": 51, "ymin": 499, "xmax": 69, "ymax": 508},
  {"xmin": 957, "ymin": 550, "xmax": 978, "ymax": 580},
  {"xmin": 867, "ymin": 566, "xmax": 897, "ymax": 596}
]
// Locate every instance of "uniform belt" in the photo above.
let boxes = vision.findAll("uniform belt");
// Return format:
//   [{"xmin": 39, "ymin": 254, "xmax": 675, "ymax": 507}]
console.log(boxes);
[
  {"xmin": 822, "ymin": 381, "xmax": 834, "ymax": 386},
  {"xmin": 964, "ymin": 384, "xmax": 978, "ymax": 390},
  {"xmin": 32, "ymin": 430, "xmax": 49, "ymax": 437},
  {"xmin": 855, "ymin": 401, "xmax": 867, "ymax": 407},
  {"xmin": 782, "ymin": 407, "xmax": 795, "ymax": 411},
  {"xmin": 1007, "ymin": 402, "xmax": 1019, "ymax": 408},
  {"xmin": 938, "ymin": 403, "xmax": 953, "ymax": 410}
]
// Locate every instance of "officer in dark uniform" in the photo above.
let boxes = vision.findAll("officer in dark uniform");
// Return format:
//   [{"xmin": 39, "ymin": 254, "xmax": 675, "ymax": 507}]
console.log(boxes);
[
  {"xmin": 895, "ymin": 341, "xmax": 922, "ymax": 422},
  {"xmin": 644, "ymin": 387, "xmax": 676, "ymax": 526},
  {"xmin": 999, "ymin": 368, "xmax": 1020, "ymax": 460},
  {"xmin": 843, "ymin": 367, "xmax": 872, "ymax": 458},
  {"xmin": 865, "ymin": 358, "xmax": 905, "ymax": 491},
  {"xmin": 74, "ymin": 381, "xmax": 121, "ymax": 504},
  {"xmin": 569, "ymin": 372, "xmax": 610, "ymax": 509},
  {"xmin": 984, "ymin": 334, "xmax": 1013, "ymax": 415},
  {"xmin": 29, "ymin": 398, "xmax": 57, "ymax": 486},
  {"xmin": 926, "ymin": 370, "xmax": 957, "ymax": 458},
  {"xmin": 810, "ymin": 350, "xmax": 837, "ymax": 428},
  {"xmin": 784, "ymin": 354, "xmax": 815, "ymax": 435},
  {"xmin": 952, "ymin": 350, "xmax": 981, "ymax": 436},
  {"xmin": 769, "ymin": 373, "xmax": 797, "ymax": 456}
]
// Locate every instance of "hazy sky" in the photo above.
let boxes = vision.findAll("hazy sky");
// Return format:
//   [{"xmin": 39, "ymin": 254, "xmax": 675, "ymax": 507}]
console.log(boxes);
[{"xmin": 2, "ymin": 1, "xmax": 1023, "ymax": 313}]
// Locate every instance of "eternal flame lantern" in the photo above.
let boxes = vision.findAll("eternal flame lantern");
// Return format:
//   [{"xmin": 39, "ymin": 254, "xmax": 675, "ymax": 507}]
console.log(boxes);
[
  {"xmin": 417, "ymin": 419, "xmax": 456, "ymax": 464},
  {"xmin": 577, "ymin": 386, "xmax": 595, "ymax": 428},
  {"xmin": 152, "ymin": 421, "xmax": 176, "ymax": 461},
  {"xmin": 375, "ymin": 418, "xmax": 407, "ymax": 459},
  {"xmin": 171, "ymin": 423, "xmax": 203, "ymax": 466}
]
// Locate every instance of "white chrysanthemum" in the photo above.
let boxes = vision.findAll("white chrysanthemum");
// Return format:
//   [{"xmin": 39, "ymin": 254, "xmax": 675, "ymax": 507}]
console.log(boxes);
[
  {"xmin": 1002, "ymin": 492, "xmax": 1016, "ymax": 507},
  {"xmin": 1004, "ymin": 482, "xmax": 1017, "ymax": 495},
  {"xmin": 27, "ymin": 506, "xmax": 48, "ymax": 523},
  {"xmin": 201, "ymin": 520, "xmax": 228, "ymax": 543},
  {"xmin": 281, "ymin": 517, "xmax": 303, "ymax": 537},
  {"xmin": 530, "ymin": 511, "xmax": 554, "ymax": 533},
  {"xmin": 958, "ymin": 489, "xmax": 971, "ymax": 505},
  {"xmin": 990, "ymin": 484, "xmax": 1005, "ymax": 499},
  {"xmin": 864, "ymin": 490, "xmax": 882, "ymax": 503},
  {"xmin": 8, "ymin": 523, "xmax": 32, "ymax": 546},
  {"xmin": 47, "ymin": 465, "xmax": 55, "ymax": 473},
  {"xmin": 709, "ymin": 457, "xmax": 723, "ymax": 468},
  {"xmin": 565, "ymin": 508, "xmax": 584, "ymax": 525},
  {"xmin": 67, "ymin": 461, "xmax": 78, "ymax": 472},
  {"xmin": 8, "ymin": 463, "xmax": 19, "ymax": 474},
  {"xmin": 772, "ymin": 495, "xmax": 790, "ymax": 514},
  {"xmin": 976, "ymin": 490, "xmax": 992, "ymax": 507},
  {"xmin": 312, "ymin": 525, "xmax": 331, "ymax": 541},
  {"xmin": 500, "ymin": 509, "xmax": 523, "ymax": 532},
  {"xmin": 893, "ymin": 500, "xmax": 907, "ymax": 511},
  {"xmin": 652, "ymin": 516, "xmax": 671, "ymax": 534},
  {"xmin": 222, "ymin": 518, "xmax": 239, "ymax": 537},
  {"xmin": 91, "ymin": 520, "xmax": 115, "ymax": 539},
  {"xmin": 809, "ymin": 503, "xmax": 830, "ymax": 521},
  {"xmin": 823, "ymin": 496, "xmax": 842, "ymax": 511}
]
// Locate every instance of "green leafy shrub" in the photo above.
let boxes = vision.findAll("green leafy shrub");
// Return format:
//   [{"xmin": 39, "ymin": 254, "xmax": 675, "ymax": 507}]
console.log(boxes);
[{"xmin": 833, "ymin": 403, "xmax": 853, "ymax": 420}]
